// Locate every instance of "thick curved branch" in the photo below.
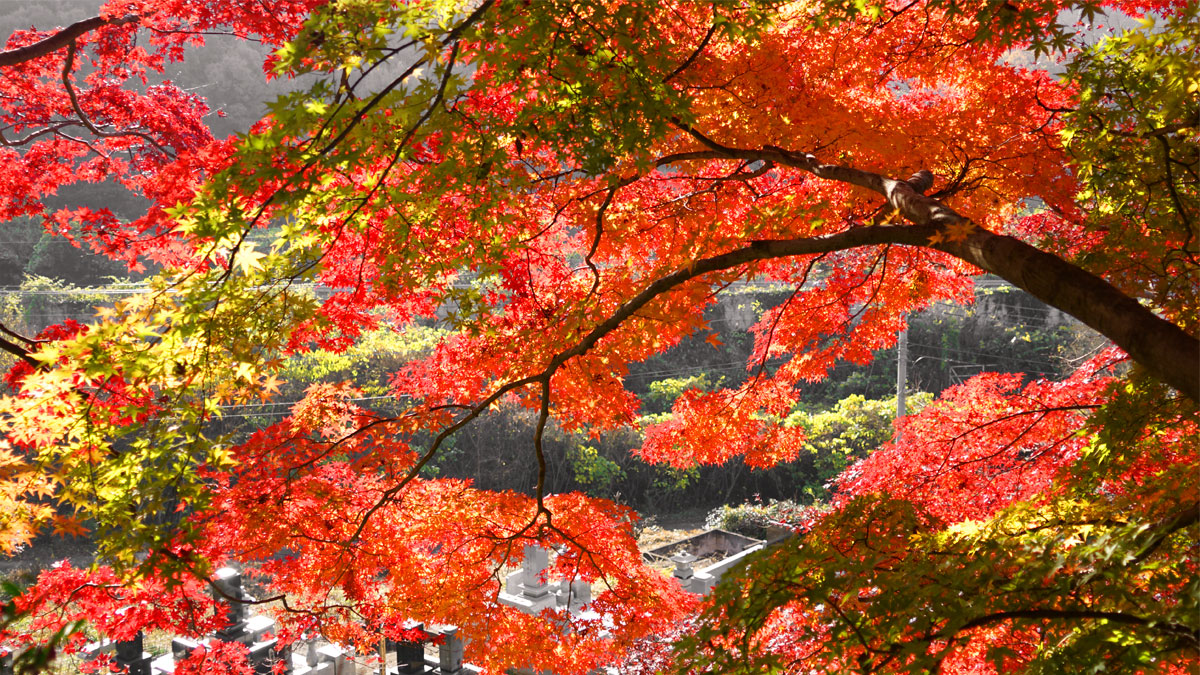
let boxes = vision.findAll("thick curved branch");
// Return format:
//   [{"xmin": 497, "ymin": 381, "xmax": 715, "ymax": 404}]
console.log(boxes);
[
  {"xmin": 0, "ymin": 335, "xmax": 38, "ymax": 369},
  {"xmin": 1128, "ymin": 501, "xmax": 1200, "ymax": 567},
  {"xmin": 939, "ymin": 227, "xmax": 1198, "ymax": 401},
  {"xmin": 349, "ymin": 231, "xmax": 923, "ymax": 537},
  {"xmin": 545, "ymin": 225, "xmax": 937, "ymax": 383},
  {"xmin": 0, "ymin": 14, "xmax": 139, "ymax": 68},
  {"xmin": 341, "ymin": 99, "xmax": 1197, "ymax": 545},
  {"xmin": 324, "ymin": 191, "xmax": 1200, "ymax": 541},
  {"xmin": 547, "ymin": 216, "xmax": 1198, "ymax": 402},
  {"xmin": 659, "ymin": 127, "xmax": 1200, "ymax": 401}
]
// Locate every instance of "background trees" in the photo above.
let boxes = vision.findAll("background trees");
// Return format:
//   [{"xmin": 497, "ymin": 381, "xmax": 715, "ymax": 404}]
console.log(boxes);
[{"xmin": 0, "ymin": 0, "xmax": 1196, "ymax": 673}]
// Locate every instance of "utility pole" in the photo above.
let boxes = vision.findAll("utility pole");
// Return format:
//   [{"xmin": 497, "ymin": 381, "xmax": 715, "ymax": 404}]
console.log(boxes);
[{"xmin": 896, "ymin": 326, "xmax": 908, "ymax": 441}]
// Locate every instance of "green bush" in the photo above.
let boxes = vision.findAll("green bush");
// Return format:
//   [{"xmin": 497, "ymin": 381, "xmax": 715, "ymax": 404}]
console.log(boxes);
[{"xmin": 704, "ymin": 499, "xmax": 817, "ymax": 539}]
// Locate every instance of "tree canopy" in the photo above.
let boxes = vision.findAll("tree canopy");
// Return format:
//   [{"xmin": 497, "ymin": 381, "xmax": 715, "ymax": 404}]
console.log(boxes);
[{"xmin": 0, "ymin": 0, "xmax": 1196, "ymax": 673}]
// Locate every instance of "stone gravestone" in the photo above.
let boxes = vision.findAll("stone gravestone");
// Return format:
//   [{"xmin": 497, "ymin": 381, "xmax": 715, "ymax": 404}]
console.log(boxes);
[
  {"xmin": 565, "ymin": 579, "xmax": 591, "ymax": 611},
  {"xmin": 248, "ymin": 639, "xmax": 290, "ymax": 675},
  {"xmin": 436, "ymin": 627, "xmax": 463, "ymax": 675},
  {"xmin": 81, "ymin": 607, "xmax": 153, "ymax": 675},
  {"xmin": 295, "ymin": 635, "xmax": 339, "ymax": 675},
  {"xmin": 208, "ymin": 567, "xmax": 291, "ymax": 674},
  {"xmin": 114, "ymin": 632, "xmax": 154, "ymax": 675},
  {"xmin": 314, "ymin": 643, "xmax": 349, "ymax": 675},
  {"xmin": 211, "ymin": 567, "xmax": 251, "ymax": 644},
  {"xmin": 80, "ymin": 638, "xmax": 115, "ymax": 667},
  {"xmin": 171, "ymin": 635, "xmax": 204, "ymax": 663},
  {"xmin": 516, "ymin": 546, "xmax": 557, "ymax": 612},
  {"xmin": 394, "ymin": 622, "xmax": 426, "ymax": 675}
]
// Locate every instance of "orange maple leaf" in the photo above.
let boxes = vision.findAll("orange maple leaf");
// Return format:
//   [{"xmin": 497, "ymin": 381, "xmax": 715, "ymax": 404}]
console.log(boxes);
[
  {"xmin": 258, "ymin": 373, "xmax": 285, "ymax": 401},
  {"xmin": 51, "ymin": 514, "xmax": 90, "ymax": 538}
]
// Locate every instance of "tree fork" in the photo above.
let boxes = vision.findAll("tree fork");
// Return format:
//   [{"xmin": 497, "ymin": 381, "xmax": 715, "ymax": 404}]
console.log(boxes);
[
  {"xmin": 660, "ymin": 130, "xmax": 1200, "ymax": 401},
  {"xmin": 554, "ymin": 217, "xmax": 1199, "ymax": 403}
]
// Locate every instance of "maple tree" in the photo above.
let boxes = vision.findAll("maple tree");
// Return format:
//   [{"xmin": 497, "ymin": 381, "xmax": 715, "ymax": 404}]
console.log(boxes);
[{"xmin": 0, "ymin": 0, "xmax": 1196, "ymax": 673}]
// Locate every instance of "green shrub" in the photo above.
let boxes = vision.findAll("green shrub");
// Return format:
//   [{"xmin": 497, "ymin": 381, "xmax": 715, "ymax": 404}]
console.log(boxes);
[{"xmin": 704, "ymin": 499, "xmax": 821, "ymax": 539}]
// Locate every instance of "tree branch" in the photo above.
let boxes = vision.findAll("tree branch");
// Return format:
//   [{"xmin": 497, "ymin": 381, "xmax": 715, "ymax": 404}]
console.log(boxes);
[
  {"xmin": 953, "ymin": 608, "xmax": 1198, "ymax": 644},
  {"xmin": 0, "ymin": 334, "xmax": 38, "ymax": 369},
  {"xmin": 0, "ymin": 14, "xmax": 139, "ymax": 68},
  {"xmin": 657, "ymin": 127, "xmax": 1200, "ymax": 401},
  {"xmin": 663, "ymin": 15, "xmax": 721, "ymax": 83},
  {"xmin": 61, "ymin": 41, "xmax": 174, "ymax": 157}
]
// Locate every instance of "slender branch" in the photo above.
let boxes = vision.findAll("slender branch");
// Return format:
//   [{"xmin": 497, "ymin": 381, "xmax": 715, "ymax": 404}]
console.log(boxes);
[
  {"xmin": 532, "ymin": 378, "xmax": 552, "ymax": 512},
  {"xmin": 0, "ymin": 123, "xmax": 76, "ymax": 147},
  {"xmin": 1089, "ymin": 114, "xmax": 1197, "ymax": 140},
  {"xmin": 584, "ymin": 185, "xmax": 619, "ymax": 298},
  {"xmin": 1157, "ymin": 134, "xmax": 1194, "ymax": 234},
  {"xmin": 663, "ymin": 14, "xmax": 721, "ymax": 83},
  {"xmin": 61, "ymin": 42, "xmax": 174, "ymax": 157},
  {"xmin": 937, "ymin": 404, "xmax": 1101, "ymax": 446},
  {"xmin": 346, "ymin": 370, "xmax": 544, "ymax": 543},
  {"xmin": 952, "ymin": 608, "xmax": 1198, "ymax": 644},
  {"xmin": 303, "ymin": 0, "xmax": 494, "ymax": 160},
  {"xmin": 1128, "ymin": 501, "xmax": 1200, "ymax": 567},
  {"xmin": 246, "ymin": 8, "xmax": 479, "ymax": 230}
]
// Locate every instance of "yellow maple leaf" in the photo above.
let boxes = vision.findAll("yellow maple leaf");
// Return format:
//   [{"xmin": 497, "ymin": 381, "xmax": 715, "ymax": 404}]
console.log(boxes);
[
  {"xmin": 233, "ymin": 361, "xmax": 258, "ymax": 382},
  {"xmin": 234, "ymin": 243, "xmax": 266, "ymax": 275},
  {"xmin": 944, "ymin": 219, "xmax": 977, "ymax": 243}
]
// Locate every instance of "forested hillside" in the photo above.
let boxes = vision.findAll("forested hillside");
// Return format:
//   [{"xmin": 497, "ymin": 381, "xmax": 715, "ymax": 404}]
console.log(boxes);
[{"xmin": 1, "ymin": 272, "xmax": 1092, "ymax": 514}]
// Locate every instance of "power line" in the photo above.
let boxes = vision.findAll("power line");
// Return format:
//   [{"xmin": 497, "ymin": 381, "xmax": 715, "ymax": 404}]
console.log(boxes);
[
  {"xmin": 908, "ymin": 341, "xmax": 1062, "ymax": 371},
  {"xmin": 0, "ymin": 283, "xmax": 329, "ymax": 295}
]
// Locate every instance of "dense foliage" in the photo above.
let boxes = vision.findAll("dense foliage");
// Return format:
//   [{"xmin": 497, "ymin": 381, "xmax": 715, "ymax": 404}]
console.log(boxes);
[{"xmin": 0, "ymin": 0, "xmax": 1196, "ymax": 673}]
